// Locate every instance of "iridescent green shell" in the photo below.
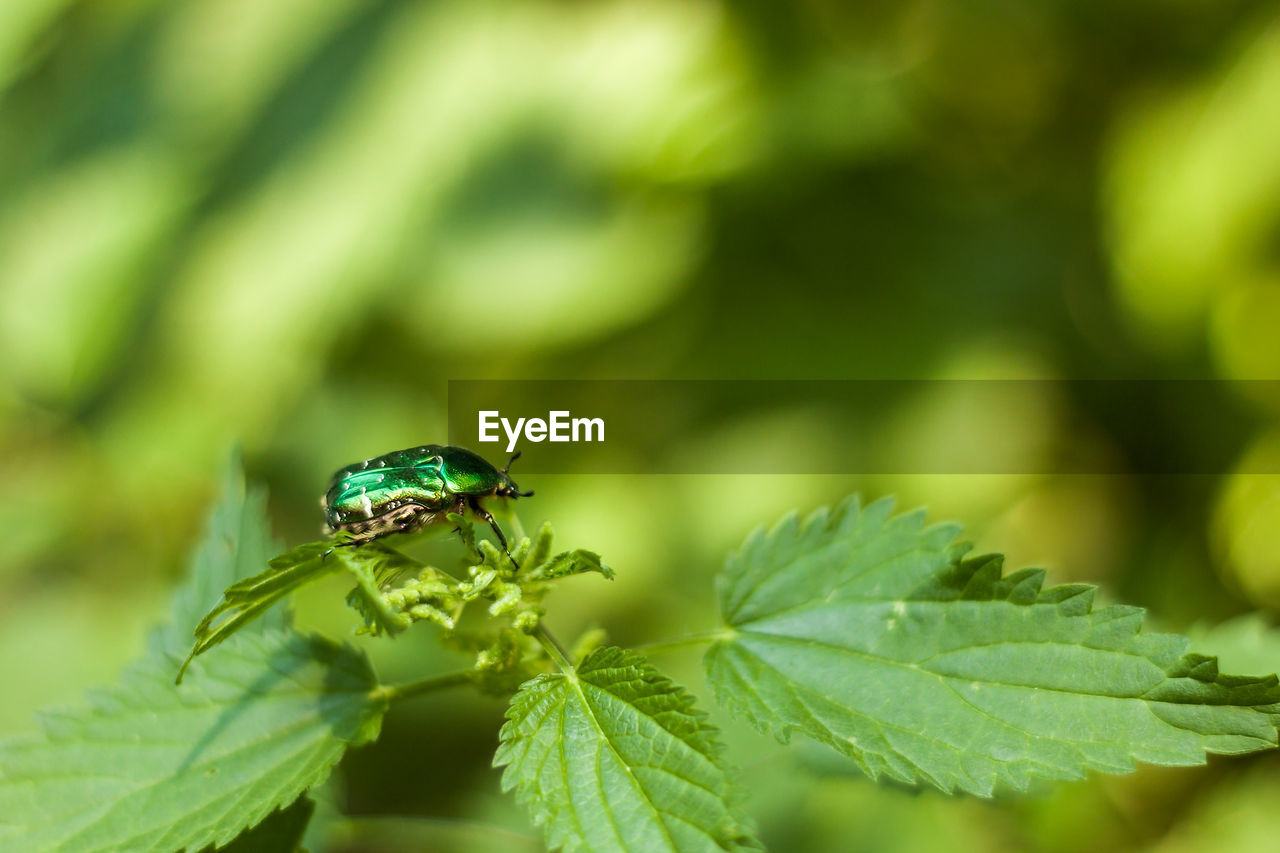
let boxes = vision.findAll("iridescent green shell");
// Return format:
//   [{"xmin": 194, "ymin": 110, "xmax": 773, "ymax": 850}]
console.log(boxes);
[{"xmin": 324, "ymin": 444, "xmax": 511, "ymax": 528}]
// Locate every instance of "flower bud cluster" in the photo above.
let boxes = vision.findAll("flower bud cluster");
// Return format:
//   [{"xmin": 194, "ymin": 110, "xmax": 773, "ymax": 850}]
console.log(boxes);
[{"xmin": 365, "ymin": 519, "xmax": 602, "ymax": 677}]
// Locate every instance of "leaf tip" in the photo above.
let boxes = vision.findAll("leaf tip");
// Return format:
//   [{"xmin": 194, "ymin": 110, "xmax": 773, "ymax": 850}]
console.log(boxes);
[{"xmin": 174, "ymin": 652, "xmax": 194, "ymax": 685}]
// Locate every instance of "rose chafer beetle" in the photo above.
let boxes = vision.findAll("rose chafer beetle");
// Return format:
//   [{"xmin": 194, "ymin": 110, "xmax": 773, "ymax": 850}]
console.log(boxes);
[{"xmin": 323, "ymin": 444, "xmax": 532, "ymax": 555}]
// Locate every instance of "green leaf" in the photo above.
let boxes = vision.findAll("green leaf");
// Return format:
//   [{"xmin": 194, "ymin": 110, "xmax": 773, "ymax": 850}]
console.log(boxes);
[
  {"xmin": 705, "ymin": 496, "xmax": 1280, "ymax": 796},
  {"xmin": 156, "ymin": 454, "xmax": 287, "ymax": 658},
  {"xmin": 447, "ymin": 511, "xmax": 482, "ymax": 564},
  {"xmin": 0, "ymin": 631, "xmax": 386, "ymax": 853},
  {"xmin": 177, "ymin": 541, "xmax": 340, "ymax": 682},
  {"xmin": 495, "ymin": 647, "xmax": 759, "ymax": 853},
  {"xmin": 179, "ymin": 539, "xmax": 427, "ymax": 678},
  {"xmin": 202, "ymin": 796, "xmax": 314, "ymax": 853},
  {"xmin": 336, "ymin": 544, "xmax": 415, "ymax": 637},
  {"xmin": 520, "ymin": 521, "xmax": 555, "ymax": 571},
  {"xmin": 527, "ymin": 549, "xmax": 614, "ymax": 581},
  {"xmin": 0, "ymin": 459, "xmax": 389, "ymax": 852}
]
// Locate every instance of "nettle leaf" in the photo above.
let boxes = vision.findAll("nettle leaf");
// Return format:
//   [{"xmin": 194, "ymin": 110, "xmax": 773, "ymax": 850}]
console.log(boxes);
[
  {"xmin": 180, "ymin": 538, "xmax": 424, "ymax": 676},
  {"xmin": 177, "ymin": 542, "xmax": 341, "ymax": 681},
  {"xmin": 705, "ymin": 496, "xmax": 1280, "ymax": 796},
  {"xmin": 526, "ymin": 549, "xmax": 614, "ymax": 582},
  {"xmin": 495, "ymin": 647, "xmax": 760, "ymax": 853},
  {"xmin": 0, "ymin": 459, "xmax": 389, "ymax": 852},
  {"xmin": 0, "ymin": 632, "xmax": 386, "ymax": 853},
  {"xmin": 202, "ymin": 796, "xmax": 314, "ymax": 853},
  {"xmin": 339, "ymin": 544, "xmax": 415, "ymax": 637},
  {"xmin": 156, "ymin": 456, "xmax": 288, "ymax": 658}
]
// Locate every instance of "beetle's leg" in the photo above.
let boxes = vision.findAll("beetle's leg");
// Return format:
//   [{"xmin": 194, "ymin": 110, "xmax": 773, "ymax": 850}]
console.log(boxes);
[
  {"xmin": 321, "ymin": 536, "xmax": 353, "ymax": 562},
  {"xmin": 323, "ymin": 539, "xmax": 363, "ymax": 561},
  {"xmin": 468, "ymin": 497, "xmax": 515, "ymax": 565},
  {"xmin": 321, "ymin": 541, "xmax": 352, "ymax": 563}
]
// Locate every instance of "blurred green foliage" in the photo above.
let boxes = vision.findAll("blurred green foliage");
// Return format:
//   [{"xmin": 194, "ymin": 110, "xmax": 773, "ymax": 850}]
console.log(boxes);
[{"xmin": 3, "ymin": 0, "xmax": 1280, "ymax": 851}]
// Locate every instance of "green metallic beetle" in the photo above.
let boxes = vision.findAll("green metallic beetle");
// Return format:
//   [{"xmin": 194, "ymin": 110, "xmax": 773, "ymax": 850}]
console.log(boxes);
[{"xmin": 324, "ymin": 444, "xmax": 532, "ymax": 554}]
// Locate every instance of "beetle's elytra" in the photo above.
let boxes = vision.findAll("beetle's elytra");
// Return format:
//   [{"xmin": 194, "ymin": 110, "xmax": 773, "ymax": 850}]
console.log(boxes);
[{"xmin": 323, "ymin": 444, "xmax": 532, "ymax": 553}]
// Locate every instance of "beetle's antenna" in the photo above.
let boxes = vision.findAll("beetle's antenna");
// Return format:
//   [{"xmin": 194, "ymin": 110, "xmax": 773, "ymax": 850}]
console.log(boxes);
[{"xmin": 502, "ymin": 450, "xmax": 521, "ymax": 475}]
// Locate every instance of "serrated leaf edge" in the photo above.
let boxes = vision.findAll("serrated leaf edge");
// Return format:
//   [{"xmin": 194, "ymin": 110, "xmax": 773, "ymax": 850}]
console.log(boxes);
[
  {"xmin": 495, "ymin": 647, "xmax": 760, "ymax": 853},
  {"xmin": 708, "ymin": 496, "xmax": 1280, "ymax": 796}
]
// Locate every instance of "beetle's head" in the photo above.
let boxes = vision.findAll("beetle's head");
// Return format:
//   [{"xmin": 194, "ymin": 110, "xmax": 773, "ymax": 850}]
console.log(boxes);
[{"xmin": 497, "ymin": 451, "xmax": 534, "ymax": 499}]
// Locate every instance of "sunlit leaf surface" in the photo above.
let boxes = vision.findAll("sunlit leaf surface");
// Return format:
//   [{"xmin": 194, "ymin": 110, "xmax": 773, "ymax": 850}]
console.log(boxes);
[
  {"xmin": 0, "ymin": 462, "xmax": 387, "ymax": 852},
  {"xmin": 496, "ymin": 647, "xmax": 759, "ymax": 853},
  {"xmin": 0, "ymin": 633, "xmax": 384, "ymax": 853},
  {"xmin": 706, "ymin": 497, "xmax": 1280, "ymax": 796}
]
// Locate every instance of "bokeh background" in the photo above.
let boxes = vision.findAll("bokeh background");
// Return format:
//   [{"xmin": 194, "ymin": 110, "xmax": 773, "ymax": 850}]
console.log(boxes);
[{"xmin": 4, "ymin": 1, "xmax": 1280, "ymax": 851}]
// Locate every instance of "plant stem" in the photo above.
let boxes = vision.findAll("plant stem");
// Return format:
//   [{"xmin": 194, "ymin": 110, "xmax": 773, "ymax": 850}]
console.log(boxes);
[
  {"xmin": 533, "ymin": 624, "xmax": 574, "ymax": 672},
  {"xmin": 376, "ymin": 670, "xmax": 473, "ymax": 704},
  {"xmin": 629, "ymin": 629, "xmax": 733, "ymax": 657}
]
